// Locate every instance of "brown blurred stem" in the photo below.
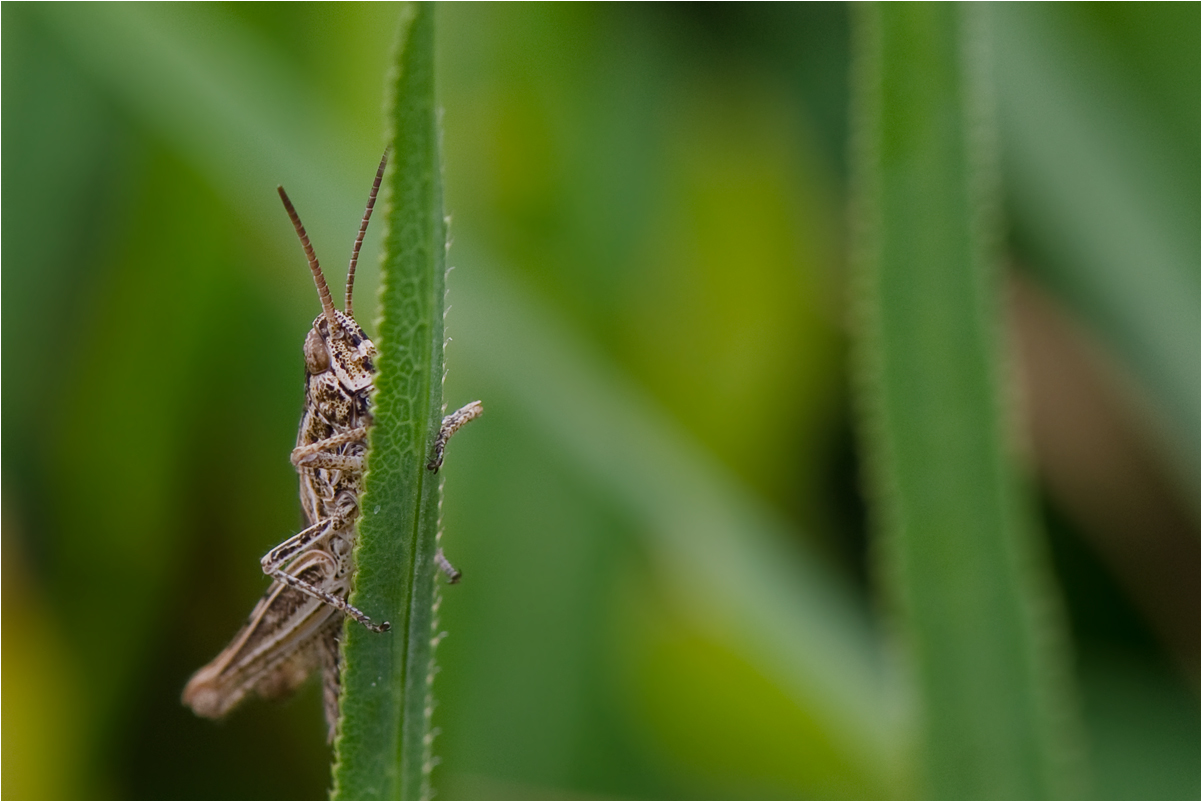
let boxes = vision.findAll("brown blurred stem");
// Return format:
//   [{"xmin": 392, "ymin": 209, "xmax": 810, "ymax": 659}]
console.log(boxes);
[{"xmin": 1011, "ymin": 272, "xmax": 1200, "ymax": 678}]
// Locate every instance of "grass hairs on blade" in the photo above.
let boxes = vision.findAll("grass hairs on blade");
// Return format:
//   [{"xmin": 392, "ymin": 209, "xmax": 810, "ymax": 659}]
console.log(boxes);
[{"xmin": 330, "ymin": 5, "xmax": 480, "ymax": 800}]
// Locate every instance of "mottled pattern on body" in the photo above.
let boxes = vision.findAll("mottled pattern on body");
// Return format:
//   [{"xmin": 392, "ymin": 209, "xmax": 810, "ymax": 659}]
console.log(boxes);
[
  {"xmin": 184, "ymin": 307, "xmax": 381, "ymax": 741},
  {"xmin": 182, "ymin": 155, "xmax": 480, "ymax": 743}
]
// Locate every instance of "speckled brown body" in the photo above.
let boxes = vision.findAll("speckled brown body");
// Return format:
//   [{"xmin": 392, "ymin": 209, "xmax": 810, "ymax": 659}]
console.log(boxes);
[
  {"xmin": 294, "ymin": 310, "xmax": 376, "ymax": 585},
  {"xmin": 182, "ymin": 161, "xmax": 386, "ymax": 743},
  {"xmin": 183, "ymin": 307, "xmax": 381, "ymax": 741},
  {"xmin": 182, "ymin": 154, "xmax": 481, "ymax": 743}
]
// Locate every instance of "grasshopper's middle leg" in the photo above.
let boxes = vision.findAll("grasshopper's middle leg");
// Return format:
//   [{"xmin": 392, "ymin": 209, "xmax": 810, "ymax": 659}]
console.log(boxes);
[
  {"xmin": 426, "ymin": 402, "xmax": 482, "ymax": 583},
  {"xmin": 260, "ymin": 502, "xmax": 386, "ymax": 633},
  {"xmin": 264, "ymin": 558, "xmax": 390, "ymax": 633}
]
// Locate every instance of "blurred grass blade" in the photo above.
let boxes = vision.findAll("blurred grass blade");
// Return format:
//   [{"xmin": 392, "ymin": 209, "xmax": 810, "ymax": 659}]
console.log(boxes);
[
  {"xmin": 850, "ymin": 4, "xmax": 1084, "ymax": 797},
  {"xmin": 332, "ymin": 5, "xmax": 446, "ymax": 799},
  {"xmin": 34, "ymin": 3, "xmax": 364, "ymax": 219},
  {"xmin": 447, "ymin": 258, "xmax": 904, "ymax": 788},
  {"xmin": 990, "ymin": 4, "xmax": 1200, "ymax": 493}
]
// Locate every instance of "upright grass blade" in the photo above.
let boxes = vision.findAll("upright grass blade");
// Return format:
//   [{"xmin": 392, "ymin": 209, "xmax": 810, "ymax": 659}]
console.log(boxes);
[
  {"xmin": 332, "ymin": 5, "xmax": 446, "ymax": 799},
  {"xmin": 849, "ymin": 4, "xmax": 1085, "ymax": 797}
]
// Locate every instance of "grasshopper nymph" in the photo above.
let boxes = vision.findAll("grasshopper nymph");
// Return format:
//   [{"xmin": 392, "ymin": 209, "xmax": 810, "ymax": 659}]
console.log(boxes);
[{"xmin": 183, "ymin": 153, "xmax": 482, "ymax": 741}]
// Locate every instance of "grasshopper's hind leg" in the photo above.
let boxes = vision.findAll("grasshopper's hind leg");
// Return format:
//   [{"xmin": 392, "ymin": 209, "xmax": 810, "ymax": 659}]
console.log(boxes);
[
  {"xmin": 320, "ymin": 620, "xmax": 343, "ymax": 743},
  {"xmin": 260, "ymin": 503, "xmax": 356, "ymax": 577},
  {"xmin": 260, "ymin": 519, "xmax": 331, "ymax": 572}
]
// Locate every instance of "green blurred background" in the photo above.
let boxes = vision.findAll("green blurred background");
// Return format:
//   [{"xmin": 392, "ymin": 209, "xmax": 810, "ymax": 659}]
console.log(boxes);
[{"xmin": 2, "ymin": 3, "xmax": 1197, "ymax": 799}]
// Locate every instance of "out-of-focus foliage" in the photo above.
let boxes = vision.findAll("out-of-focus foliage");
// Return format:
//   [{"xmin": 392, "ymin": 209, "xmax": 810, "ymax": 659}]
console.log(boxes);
[
  {"xmin": 1, "ymin": 4, "xmax": 1196, "ymax": 799},
  {"xmin": 850, "ymin": 5, "xmax": 1084, "ymax": 797}
]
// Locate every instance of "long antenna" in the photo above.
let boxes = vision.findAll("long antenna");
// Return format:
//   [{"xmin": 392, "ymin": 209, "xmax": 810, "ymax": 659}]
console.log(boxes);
[
  {"xmin": 278, "ymin": 186, "xmax": 340, "ymax": 332},
  {"xmin": 345, "ymin": 150, "xmax": 388, "ymax": 318}
]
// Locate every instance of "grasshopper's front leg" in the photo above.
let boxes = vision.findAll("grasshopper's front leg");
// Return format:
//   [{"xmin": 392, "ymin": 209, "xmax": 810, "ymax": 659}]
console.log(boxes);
[
  {"xmin": 292, "ymin": 426, "xmax": 368, "ymax": 472},
  {"xmin": 428, "ymin": 401, "xmax": 483, "ymax": 473}
]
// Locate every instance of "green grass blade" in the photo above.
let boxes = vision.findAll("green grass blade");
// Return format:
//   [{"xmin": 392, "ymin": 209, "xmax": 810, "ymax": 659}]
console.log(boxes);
[
  {"xmin": 331, "ymin": 5, "xmax": 446, "ymax": 799},
  {"xmin": 849, "ymin": 4, "xmax": 1084, "ymax": 797}
]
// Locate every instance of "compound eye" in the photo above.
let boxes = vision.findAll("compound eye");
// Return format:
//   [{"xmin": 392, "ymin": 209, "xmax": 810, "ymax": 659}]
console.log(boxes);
[{"xmin": 303, "ymin": 327, "xmax": 330, "ymax": 373}]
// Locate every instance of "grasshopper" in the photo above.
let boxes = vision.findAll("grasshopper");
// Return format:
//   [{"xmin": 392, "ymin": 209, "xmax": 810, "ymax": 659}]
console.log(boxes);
[{"xmin": 183, "ymin": 153, "xmax": 482, "ymax": 741}]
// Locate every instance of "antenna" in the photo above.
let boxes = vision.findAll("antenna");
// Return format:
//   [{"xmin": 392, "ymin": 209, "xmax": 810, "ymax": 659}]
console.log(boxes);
[
  {"xmin": 278, "ymin": 186, "xmax": 340, "ymax": 332},
  {"xmin": 345, "ymin": 150, "xmax": 388, "ymax": 318}
]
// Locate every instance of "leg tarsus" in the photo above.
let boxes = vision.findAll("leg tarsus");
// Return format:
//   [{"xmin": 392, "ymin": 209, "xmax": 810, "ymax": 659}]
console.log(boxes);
[{"xmin": 434, "ymin": 547, "xmax": 462, "ymax": 584}]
